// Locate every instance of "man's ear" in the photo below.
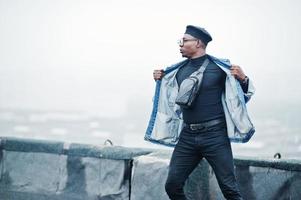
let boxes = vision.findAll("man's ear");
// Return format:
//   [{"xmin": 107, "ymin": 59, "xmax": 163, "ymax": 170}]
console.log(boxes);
[
  {"xmin": 197, "ymin": 40, "xmax": 206, "ymax": 49},
  {"xmin": 196, "ymin": 40, "xmax": 204, "ymax": 48},
  {"xmin": 196, "ymin": 40, "xmax": 201, "ymax": 48}
]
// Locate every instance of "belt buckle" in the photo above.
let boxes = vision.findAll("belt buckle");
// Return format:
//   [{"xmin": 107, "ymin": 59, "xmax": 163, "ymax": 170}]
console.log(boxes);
[{"xmin": 190, "ymin": 124, "xmax": 206, "ymax": 131}]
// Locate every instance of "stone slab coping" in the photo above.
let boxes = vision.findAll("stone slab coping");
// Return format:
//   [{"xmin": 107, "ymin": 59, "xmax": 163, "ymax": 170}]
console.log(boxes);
[
  {"xmin": 0, "ymin": 136, "xmax": 153, "ymax": 160},
  {"xmin": 234, "ymin": 156, "xmax": 301, "ymax": 171},
  {"xmin": 1, "ymin": 136, "xmax": 300, "ymax": 171}
]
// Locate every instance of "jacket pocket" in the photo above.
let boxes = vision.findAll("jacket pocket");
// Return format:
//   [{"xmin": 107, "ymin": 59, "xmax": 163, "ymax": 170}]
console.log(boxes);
[
  {"xmin": 166, "ymin": 84, "xmax": 178, "ymax": 107},
  {"xmin": 152, "ymin": 112, "xmax": 181, "ymax": 143},
  {"xmin": 227, "ymin": 97, "xmax": 253, "ymax": 134},
  {"xmin": 225, "ymin": 76, "xmax": 253, "ymax": 134}
]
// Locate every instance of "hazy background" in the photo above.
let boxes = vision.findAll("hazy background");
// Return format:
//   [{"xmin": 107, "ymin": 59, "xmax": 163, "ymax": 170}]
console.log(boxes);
[{"xmin": 0, "ymin": 0, "xmax": 300, "ymax": 159}]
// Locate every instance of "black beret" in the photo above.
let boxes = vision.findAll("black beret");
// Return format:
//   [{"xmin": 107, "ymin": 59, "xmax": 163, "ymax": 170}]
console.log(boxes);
[{"xmin": 185, "ymin": 25, "xmax": 212, "ymax": 45}]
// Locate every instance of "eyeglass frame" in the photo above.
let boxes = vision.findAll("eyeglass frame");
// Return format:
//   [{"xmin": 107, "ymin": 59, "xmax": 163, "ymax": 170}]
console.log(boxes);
[{"xmin": 177, "ymin": 38, "xmax": 199, "ymax": 46}]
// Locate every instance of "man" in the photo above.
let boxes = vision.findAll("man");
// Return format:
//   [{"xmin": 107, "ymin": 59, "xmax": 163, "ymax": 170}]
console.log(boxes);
[{"xmin": 145, "ymin": 25, "xmax": 255, "ymax": 200}]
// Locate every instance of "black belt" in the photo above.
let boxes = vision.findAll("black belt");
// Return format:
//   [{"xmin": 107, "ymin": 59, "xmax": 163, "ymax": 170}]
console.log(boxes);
[{"xmin": 186, "ymin": 118, "xmax": 225, "ymax": 131}]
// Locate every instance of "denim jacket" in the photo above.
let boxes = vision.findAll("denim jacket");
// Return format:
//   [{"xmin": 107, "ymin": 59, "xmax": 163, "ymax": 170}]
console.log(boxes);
[{"xmin": 144, "ymin": 55, "xmax": 255, "ymax": 147}]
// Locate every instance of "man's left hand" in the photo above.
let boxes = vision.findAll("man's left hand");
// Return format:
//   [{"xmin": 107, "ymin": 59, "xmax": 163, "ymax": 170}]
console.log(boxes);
[{"xmin": 230, "ymin": 64, "xmax": 247, "ymax": 82}]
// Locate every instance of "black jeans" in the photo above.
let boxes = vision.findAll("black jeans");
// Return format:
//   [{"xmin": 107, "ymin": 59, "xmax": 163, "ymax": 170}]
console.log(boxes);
[{"xmin": 165, "ymin": 121, "xmax": 242, "ymax": 200}]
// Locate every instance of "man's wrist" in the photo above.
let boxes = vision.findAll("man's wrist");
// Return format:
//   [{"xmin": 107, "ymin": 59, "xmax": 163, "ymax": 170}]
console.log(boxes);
[{"xmin": 241, "ymin": 76, "xmax": 249, "ymax": 84}]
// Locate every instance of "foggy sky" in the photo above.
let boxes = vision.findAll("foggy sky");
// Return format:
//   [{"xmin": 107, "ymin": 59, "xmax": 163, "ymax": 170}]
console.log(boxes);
[{"xmin": 1, "ymin": 0, "xmax": 301, "ymax": 117}]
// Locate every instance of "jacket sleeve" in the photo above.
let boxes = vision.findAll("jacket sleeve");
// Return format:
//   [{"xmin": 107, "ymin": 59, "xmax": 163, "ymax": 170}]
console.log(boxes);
[
  {"xmin": 243, "ymin": 78, "xmax": 255, "ymax": 103},
  {"xmin": 239, "ymin": 79, "xmax": 248, "ymax": 93}
]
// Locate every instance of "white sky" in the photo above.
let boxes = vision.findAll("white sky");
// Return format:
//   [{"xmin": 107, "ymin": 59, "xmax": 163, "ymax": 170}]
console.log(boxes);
[{"xmin": 0, "ymin": 0, "xmax": 300, "ymax": 117}]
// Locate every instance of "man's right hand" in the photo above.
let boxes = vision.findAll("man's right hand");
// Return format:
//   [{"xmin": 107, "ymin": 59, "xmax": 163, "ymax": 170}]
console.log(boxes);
[{"xmin": 153, "ymin": 69, "xmax": 165, "ymax": 81}]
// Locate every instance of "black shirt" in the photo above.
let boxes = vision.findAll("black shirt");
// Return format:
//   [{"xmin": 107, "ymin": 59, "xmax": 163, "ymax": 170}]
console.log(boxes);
[{"xmin": 176, "ymin": 54, "xmax": 226, "ymax": 124}]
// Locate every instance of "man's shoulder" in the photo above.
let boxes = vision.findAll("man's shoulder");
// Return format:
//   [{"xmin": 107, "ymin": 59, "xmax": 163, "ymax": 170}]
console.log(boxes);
[
  {"xmin": 165, "ymin": 59, "xmax": 188, "ymax": 73},
  {"xmin": 207, "ymin": 55, "xmax": 231, "ymax": 68},
  {"xmin": 208, "ymin": 54, "xmax": 230, "ymax": 63}
]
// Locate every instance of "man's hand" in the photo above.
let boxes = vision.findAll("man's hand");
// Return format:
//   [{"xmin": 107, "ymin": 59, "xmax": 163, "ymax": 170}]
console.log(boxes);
[
  {"xmin": 153, "ymin": 69, "xmax": 165, "ymax": 81},
  {"xmin": 230, "ymin": 64, "xmax": 247, "ymax": 82}
]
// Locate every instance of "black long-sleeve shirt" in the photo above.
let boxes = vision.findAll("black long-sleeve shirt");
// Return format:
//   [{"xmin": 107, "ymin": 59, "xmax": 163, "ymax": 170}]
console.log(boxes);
[{"xmin": 176, "ymin": 54, "xmax": 248, "ymax": 124}]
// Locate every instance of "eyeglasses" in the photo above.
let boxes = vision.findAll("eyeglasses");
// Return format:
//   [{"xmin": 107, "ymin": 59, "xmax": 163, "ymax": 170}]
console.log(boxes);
[{"xmin": 177, "ymin": 38, "xmax": 198, "ymax": 46}]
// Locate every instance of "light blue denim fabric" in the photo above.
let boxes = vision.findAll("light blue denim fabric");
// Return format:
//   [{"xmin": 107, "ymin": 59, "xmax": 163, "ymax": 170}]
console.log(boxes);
[{"xmin": 145, "ymin": 55, "xmax": 255, "ymax": 147}]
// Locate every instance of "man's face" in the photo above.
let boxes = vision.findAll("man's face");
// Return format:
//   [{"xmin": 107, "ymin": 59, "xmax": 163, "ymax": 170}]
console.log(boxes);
[{"xmin": 179, "ymin": 34, "xmax": 199, "ymax": 58}]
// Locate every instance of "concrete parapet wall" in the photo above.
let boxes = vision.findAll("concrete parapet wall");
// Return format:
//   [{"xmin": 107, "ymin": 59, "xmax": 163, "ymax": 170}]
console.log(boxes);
[
  {"xmin": 0, "ymin": 137, "xmax": 152, "ymax": 200},
  {"xmin": 0, "ymin": 137, "xmax": 300, "ymax": 200}
]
